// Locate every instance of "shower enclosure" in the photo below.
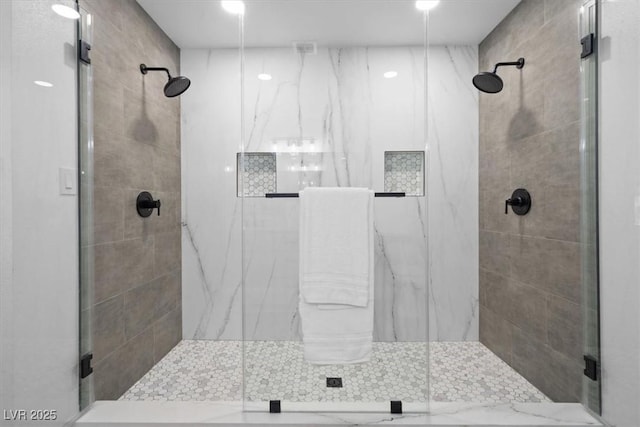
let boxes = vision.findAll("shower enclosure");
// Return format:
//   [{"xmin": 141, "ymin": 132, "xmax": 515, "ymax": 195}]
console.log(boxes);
[{"xmin": 76, "ymin": 0, "xmax": 603, "ymax": 420}]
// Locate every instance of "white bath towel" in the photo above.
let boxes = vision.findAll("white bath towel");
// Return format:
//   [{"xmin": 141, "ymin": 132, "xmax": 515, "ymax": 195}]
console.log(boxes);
[
  {"xmin": 299, "ymin": 187, "xmax": 374, "ymax": 364},
  {"xmin": 299, "ymin": 187, "xmax": 373, "ymax": 307}
]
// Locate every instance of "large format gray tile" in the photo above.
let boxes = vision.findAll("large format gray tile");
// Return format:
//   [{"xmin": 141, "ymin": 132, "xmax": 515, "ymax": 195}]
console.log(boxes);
[
  {"xmin": 93, "ymin": 295, "xmax": 125, "ymax": 364},
  {"xmin": 93, "ymin": 129, "xmax": 125, "ymax": 189},
  {"xmin": 479, "ymin": 231, "xmax": 511, "ymax": 273},
  {"xmin": 120, "ymin": 138, "xmax": 157, "ymax": 190},
  {"xmin": 544, "ymin": 0, "xmax": 581, "ymax": 24},
  {"xmin": 546, "ymin": 239, "xmax": 581, "ymax": 303},
  {"xmin": 509, "ymin": 234, "xmax": 549, "ymax": 289},
  {"xmin": 508, "ymin": 280, "xmax": 547, "ymax": 343},
  {"xmin": 544, "ymin": 349, "xmax": 582, "ymax": 402},
  {"xmin": 93, "ymin": 327, "xmax": 155, "ymax": 400},
  {"xmin": 123, "ymin": 85, "xmax": 179, "ymax": 152},
  {"xmin": 93, "ymin": 185, "xmax": 125, "ymax": 245},
  {"xmin": 547, "ymin": 294, "xmax": 582, "ymax": 361},
  {"xmin": 94, "ymin": 237, "xmax": 155, "ymax": 303},
  {"xmin": 153, "ymin": 270, "xmax": 181, "ymax": 320},
  {"xmin": 82, "ymin": 0, "xmax": 123, "ymax": 31},
  {"xmin": 153, "ymin": 151, "xmax": 181, "ymax": 192},
  {"xmin": 479, "ymin": 268, "xmax": 511, "ymax": 320},
  {"xmin": 93, "ymin": 77, "xmax": 124, "ymax": 138},
  {"xmin": 506, "ymin": 76, "xmax": 544, "ymax": 141},
  {"xmin": 511, "ymin": 318, "xmax": 581, "ymax": 404},
  {"xmin": 539, "ymin": 185, "xmax": 581, "ymax": 242},
  {"xmin": 511, "ymin": 327, "xmax": 551, "ymax": 394},
  {"xmin": 124, "ymin": 280, "xmax": 158, "ymax": 340},
  {"xmin": 153, "ymin": 306, "xmax": 182, "ymax": 362},
  {"xmin": 154, "ymin": 231, "xmax": 181, "ymax": 277},
  {"xmin": 479, "ymin": 305, "xmax": 514, "ymax": 365}
]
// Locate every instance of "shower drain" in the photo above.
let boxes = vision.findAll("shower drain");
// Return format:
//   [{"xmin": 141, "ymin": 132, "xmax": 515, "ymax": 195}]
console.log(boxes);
[{"xmin": 326, "ymin": 377, "xmax": 343, "ymax": 388}]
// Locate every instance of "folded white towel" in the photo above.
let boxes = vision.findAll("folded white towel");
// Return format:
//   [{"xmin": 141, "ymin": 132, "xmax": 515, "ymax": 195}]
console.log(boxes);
[
  {"xmin": 299, "ymin": 187, "xmax": 374, "ymax": 364},
  {"xmin": 299, "ymin": 187, "xmax": 373, "ymax": 307}
]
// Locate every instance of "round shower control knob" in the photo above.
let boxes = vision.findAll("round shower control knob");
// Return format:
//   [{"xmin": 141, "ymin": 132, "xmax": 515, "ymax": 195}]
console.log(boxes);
[
  {"xmin": 136, "ymin": 191, "xmax": 161, "ymax": 217},
  {"xmin": 505, "ymin": 188, "xmax": 531, "ymax": 215}
]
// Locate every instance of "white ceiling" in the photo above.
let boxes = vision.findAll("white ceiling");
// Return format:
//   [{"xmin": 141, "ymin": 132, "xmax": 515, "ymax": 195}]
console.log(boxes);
[{"xmin": 137, "ymin": 0, "xmax": 521, "ymax": 48}]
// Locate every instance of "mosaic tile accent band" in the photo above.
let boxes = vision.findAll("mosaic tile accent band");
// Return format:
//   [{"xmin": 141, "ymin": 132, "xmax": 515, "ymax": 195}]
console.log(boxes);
[
  {"xmin": 384, "ymin": 151, "xmax": 425, "ymax": 196},
  {"xmin": 119, "ymin": 341, "xmax": 549, "ymax": 404},
  {"xmin": 237, "ymin": 153, "xmax": 277, "ymax": 197}
]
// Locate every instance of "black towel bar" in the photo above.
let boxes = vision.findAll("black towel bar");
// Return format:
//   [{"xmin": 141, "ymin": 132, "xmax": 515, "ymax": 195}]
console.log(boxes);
[{"xmin": 265, "ymin": 192, "xmax": 406, "ymax": 198}]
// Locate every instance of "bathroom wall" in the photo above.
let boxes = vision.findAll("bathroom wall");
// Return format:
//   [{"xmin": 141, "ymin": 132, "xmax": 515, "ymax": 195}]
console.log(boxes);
[
  {"xmin": 0, "ymin": 0, "xmax": 79, "ymax": 424},
  {"xmin": 80, "ymin": 0, "xmax": 182, "ymax": 400},
  {"xmin": 181, "ymin": 46, "xmax": 479, "ymax": 342},
  {"xmin": 478, "ymin": 0, "xmax": 583, "ymax": 401},
  {"xmin": 599, "ymin": 0, "xmax": 640, "ymax": 425}
]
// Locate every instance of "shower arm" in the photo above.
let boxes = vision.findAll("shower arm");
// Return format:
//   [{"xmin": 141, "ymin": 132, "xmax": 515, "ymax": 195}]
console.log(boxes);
[
  {"xmin": 492, "ymin": 58, "xmax": 525, "ymax": 73},
  {"xmin": 140, "ymin": 64, "xmax": 172, "ymax": 79}
]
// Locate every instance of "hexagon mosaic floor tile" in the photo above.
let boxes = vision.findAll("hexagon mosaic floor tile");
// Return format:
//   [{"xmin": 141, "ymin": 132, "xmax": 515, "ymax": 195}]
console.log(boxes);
[
  {"xmin": 119, "ymin": 341, "xmax": 550, "ymax": 403},
  {"xmin": 384, "ymin": 151, "xmax": 424, "ymax": 196}
]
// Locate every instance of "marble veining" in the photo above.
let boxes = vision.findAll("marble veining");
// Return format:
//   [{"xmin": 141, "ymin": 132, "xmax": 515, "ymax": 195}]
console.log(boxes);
[{"xmin": 181, "ymin": 45, "xmax": 478, "ymax": 341}]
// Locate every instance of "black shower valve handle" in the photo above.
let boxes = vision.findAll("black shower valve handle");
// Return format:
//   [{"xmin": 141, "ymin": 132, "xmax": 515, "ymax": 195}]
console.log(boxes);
[
  {"xmin": 504, "ymin": 188, "xmax": 532, "ymax": 216},
  {"xmin": 139, "ymin": 198, "xmax": 161, "ymax": 216},
  {"xmin": 136, "ymin": 191, "xmax": 161, "ymax": 217},
  {"xmin": 505, "ymin": 197, "xmax": 523, "ymax": 214}
]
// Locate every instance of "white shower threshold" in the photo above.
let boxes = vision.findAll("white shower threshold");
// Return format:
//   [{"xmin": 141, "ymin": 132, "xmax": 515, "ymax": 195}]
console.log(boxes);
[{"xmin": 75, "ymin": 401, "xmax": 602, "ymax": 426}]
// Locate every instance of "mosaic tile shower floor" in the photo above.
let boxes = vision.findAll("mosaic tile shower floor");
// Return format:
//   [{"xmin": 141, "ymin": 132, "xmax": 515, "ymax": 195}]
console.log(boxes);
[{"xmin": 119, "ymin": 341, "xmax": 550, "ymax": 403}]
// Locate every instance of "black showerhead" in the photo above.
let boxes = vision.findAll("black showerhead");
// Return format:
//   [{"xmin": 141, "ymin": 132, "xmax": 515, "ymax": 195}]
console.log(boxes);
[
  {"xmin": 472, "ymin": 57, "xmax": 525, "ymax": 94},
  {"xmin": 473, "ymin": 72, "xmax": 503, "ymax": 94},
  {"xmin": 164, "ymin": 76, "xmax": 191, "ymax": 98},
  {"xmin": 140, "ymin": 64, "xmax": 191, "ymax": 98}
]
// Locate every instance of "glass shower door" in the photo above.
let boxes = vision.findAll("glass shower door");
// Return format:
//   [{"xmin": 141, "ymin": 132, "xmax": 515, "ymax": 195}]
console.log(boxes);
[{"xmin": 240, "ymin": 0, "xmax": 430, "ymax": 413}]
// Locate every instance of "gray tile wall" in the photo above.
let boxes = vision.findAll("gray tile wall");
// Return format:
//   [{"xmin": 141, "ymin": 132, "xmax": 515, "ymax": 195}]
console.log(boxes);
[
  {"xmin": 478, "ymin": 0, "xmax": 582, "ymax": 402},
  {"xmin": 80, "ymin": 0, "xmax": 182, "ymax": 400}
]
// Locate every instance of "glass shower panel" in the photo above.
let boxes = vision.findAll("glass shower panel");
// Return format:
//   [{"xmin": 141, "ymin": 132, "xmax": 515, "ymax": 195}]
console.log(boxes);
[
  {"xmin": 579, "ymin": 0, "xmax": 601, "ymax": 414},
  {"xmin": 78, "ymin": 4, "xmax": 95, "ymax": 410},
  {"xmin": 241, "ymin": 0, "xmax": 429, "ymax": 413}
]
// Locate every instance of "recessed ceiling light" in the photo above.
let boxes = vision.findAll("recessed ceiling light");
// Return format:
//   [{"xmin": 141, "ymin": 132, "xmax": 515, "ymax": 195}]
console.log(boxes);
[
  {"xmin": 51, "ymin": 4, "xmax": 80, "ymax": 20},
  {"xmin": 415, "ymin": 0, "xmax": 440, "ymax": 11},
  {"xmin": 221, "ymin": 1, "xmax": 245, "ymax": 15},
  {"xmin": 258, "ymin": 73, "xmax": 272, "ymax": 81},
  {"xmin": 34, "ymin": 80, "xmax": 54, "ymax": 88},
  {"xmin": 384, "ymin": 71, "xmax": 398, "ymax": 79}
]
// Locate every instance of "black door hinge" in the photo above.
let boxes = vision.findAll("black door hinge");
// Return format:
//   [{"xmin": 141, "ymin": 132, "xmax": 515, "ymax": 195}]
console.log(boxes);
[
  {"xmin": 80, "ymin": 353, "xmax": 93, "ymax": 378},
  {"xmin": 79, "ymin": 40, "xmax": 92, "ymax": 64},
  {"xmin": 584, "ymin": 355, "xmax": 598, "ymax": 381},
  {"xmin": 581, "ymin": 33, "xmax": 595, "ymax": 59}
]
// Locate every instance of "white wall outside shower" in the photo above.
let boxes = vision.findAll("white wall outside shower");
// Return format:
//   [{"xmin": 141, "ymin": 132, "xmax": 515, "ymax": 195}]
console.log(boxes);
[
  {"xmin": 599, "ymin": 0, "xmax": 640, "ymax": 426},
  {"xmin": 0, "ymin": 1, "xmax": 79, "ymax": 425}
]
